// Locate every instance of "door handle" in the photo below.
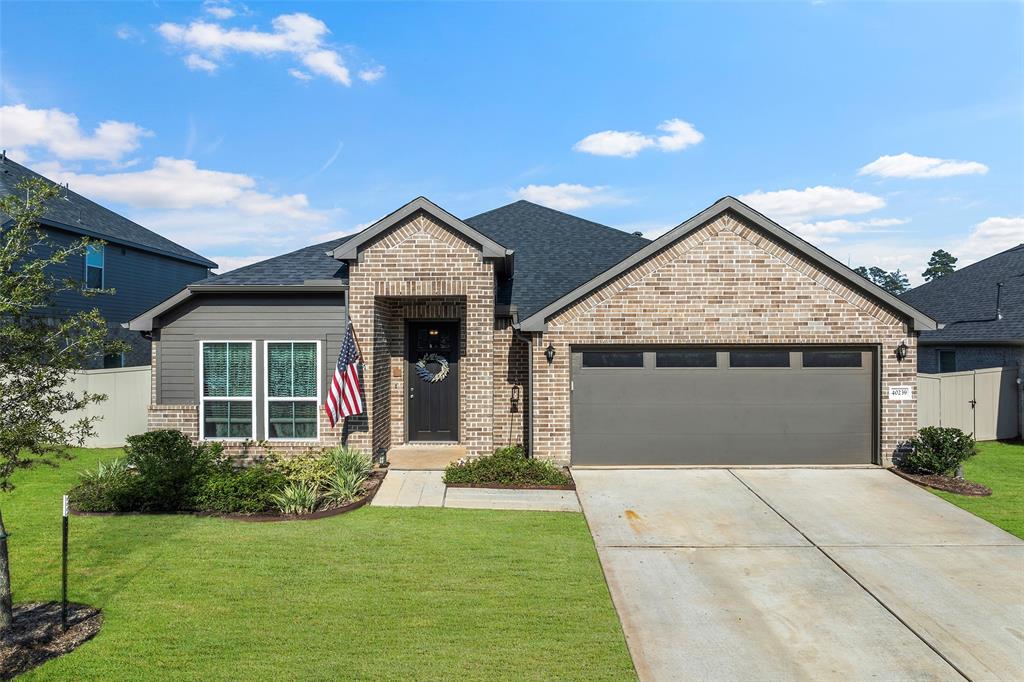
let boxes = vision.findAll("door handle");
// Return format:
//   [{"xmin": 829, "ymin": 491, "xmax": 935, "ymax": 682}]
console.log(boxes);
[{"xmin": 969, "ymin": 399, "xmax": 977, "ymax": 409}]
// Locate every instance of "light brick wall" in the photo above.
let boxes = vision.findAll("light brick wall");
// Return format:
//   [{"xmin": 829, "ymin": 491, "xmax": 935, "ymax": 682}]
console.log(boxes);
[
  {"xmin": 492, "ymin": 319, "xmax": 529, "ymax": 449},
  {"xmin": 346, "ymin": 211, "xmax": 496, "ymax": 458},
  {"xmin": 529, "ymin": 212, "xmax": 918, "ymax": 466}
]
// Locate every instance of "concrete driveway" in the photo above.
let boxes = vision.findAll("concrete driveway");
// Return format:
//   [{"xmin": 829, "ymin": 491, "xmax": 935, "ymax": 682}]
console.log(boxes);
[{"xmin": 574, "ymin": 468, "xmax": 1024, "ymax": 682}]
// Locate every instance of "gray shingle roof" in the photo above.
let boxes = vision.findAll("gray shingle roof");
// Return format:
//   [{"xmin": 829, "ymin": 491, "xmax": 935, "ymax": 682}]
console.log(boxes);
[
  {"xmin": 191, "ymin": 235, "xmax": 352, "ymax": 286},
  {"xmin": 0, "ymin": 157, "xmax": 216, "ymax": 268},
  {"xmin": 900, "ymin": 244, "xmax": 1024, "ymax": 343},
  {"xmin": 465, "ymin": 200, "xmax": 649, "ymax": 317},
  {"xmin": 196, "ymin": 200, "xmax": 649, "ymax": 319}
]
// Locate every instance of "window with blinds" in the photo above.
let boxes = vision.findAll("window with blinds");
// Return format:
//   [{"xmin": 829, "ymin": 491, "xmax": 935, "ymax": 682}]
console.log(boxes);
[
  {"xmin": 201, "ymin": 341, "xmax": 254, "ymax": 439},
  {"xmin": 266, "ymin": 341, "xmax": 320, "ymax": 440}
]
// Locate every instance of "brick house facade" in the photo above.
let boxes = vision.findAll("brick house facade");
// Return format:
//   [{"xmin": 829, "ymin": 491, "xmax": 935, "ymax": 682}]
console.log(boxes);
[{"xmin": 132, "ymin": 196, "xmax": 935, "ymax": 466}]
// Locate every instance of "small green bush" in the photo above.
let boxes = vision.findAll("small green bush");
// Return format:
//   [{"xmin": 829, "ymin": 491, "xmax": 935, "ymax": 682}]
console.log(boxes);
[
  {"xmin": 271, "ymin": 448, "xmax": 337, "ymax": 489},
  {"xmin": 902, "ymin": 426, "xmax": 978, "ymax": 476},
  {"xmin": 443, "ymin": 445, "xmax": 570, "ymax": 487},
  {"xmin": 271, "ymin": 481, "xmax": 321, "ymax": 515},
  {"xmin": 68, "ymin": 457, "xmax": 140, "ymax": 512},
  {"xmin": 190, "ymin": 464, "xmax": 286, "ymax": 514},
  {"xmin": 124, "ymin": 430, "xmax": 223, "ymax": 511},
  {"xmin": 329, "ymin": 446, "xmax": 373, "ymax": 479},
  {"xmin": 323, "ymin": 469, "xmax": 368, "ymax": 506}
]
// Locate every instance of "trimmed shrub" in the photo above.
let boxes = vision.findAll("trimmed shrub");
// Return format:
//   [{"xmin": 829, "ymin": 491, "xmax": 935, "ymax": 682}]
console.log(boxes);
[
  {"xmin": 443, "ymin": 445, "xmax": 570, "ymax": 487},
  {"xmin": 190, "ymin": 464, "xmax": 286, "ymax": 514},
  {"xmin": 902, "ymin": 426, "xmax": 978, "ymax": 476},
  {"xmin": 271, "ymin": 449, "xmax": 337, "ymax": 490},
  {"xmin": 123, "ymin": 430, "xmax": 223, "ymax": 511}
]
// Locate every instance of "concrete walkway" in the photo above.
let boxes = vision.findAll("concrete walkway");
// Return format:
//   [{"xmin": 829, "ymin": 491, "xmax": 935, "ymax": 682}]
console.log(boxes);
[
  {"xmin": 575, "ymin": 468, "xmax": 1023, "ymax": 682},
  {"xmin": 372, "ymin": 469, "xmax": 581, "ymax": 512}
]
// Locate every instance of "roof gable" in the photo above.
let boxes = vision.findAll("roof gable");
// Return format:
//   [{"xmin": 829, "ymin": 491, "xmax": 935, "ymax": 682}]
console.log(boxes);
[
  {"xmin": 329, "ymin": 196, "xmax": 508, "ymax": 261},
  {"xmin": 517, "ymin": 196, "xmax": 938, "ymax": 332},
  {"xmin": 0, "ymin": 157, "xmax": 217, "ymax": 268}
]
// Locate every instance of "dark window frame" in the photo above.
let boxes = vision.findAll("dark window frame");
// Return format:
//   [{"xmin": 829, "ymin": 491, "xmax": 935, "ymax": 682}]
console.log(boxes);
[
  {"xmin": 84, "ymin": 243, "xmax": 104, "ymax": 290},
  {"xmin": 937, "ymin": 349, "xmax": 957, "ymax": 373}
]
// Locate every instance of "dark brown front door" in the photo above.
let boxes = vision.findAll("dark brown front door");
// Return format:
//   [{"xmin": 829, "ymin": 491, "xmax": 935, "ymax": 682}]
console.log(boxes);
[{"xmin": 407, "ymin": 321, "xmax": 459, "ymax": 441}]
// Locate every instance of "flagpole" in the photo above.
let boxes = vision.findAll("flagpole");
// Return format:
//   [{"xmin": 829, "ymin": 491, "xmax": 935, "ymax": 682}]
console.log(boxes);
[{"xmin": 348, "ymin": 320, "xmax": 365, "ymax": 364}]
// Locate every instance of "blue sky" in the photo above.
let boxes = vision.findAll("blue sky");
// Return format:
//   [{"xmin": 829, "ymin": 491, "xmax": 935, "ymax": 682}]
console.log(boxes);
[{"xmin": 2, "ymin": 1, "xmax": 1021, "ymax": 282}]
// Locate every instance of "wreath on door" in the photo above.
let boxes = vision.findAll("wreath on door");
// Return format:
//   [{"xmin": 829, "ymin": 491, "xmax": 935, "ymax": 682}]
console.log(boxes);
[{"xmin": 415, "ymin": 353, "xmax": 450, "ymax": 383}]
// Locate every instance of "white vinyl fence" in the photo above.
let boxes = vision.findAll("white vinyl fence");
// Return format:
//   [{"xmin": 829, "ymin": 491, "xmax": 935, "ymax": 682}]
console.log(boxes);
[
  {"xmin": 918, "ymin": 366, "xmax": 1022, "ymax": 441},
  {"xmin": 60, "ymin": 366, "xmax": 151, "ymax": 447}
]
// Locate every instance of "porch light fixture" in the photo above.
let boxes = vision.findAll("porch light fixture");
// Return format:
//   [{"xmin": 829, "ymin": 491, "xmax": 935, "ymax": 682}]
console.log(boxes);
[
  {"xmin": 545, "ymin": 343, "xmax": 555, "ymax": 364},
  {"xmin": 895, "ymin": 342, "xmax": 908, "ymax": 363}
]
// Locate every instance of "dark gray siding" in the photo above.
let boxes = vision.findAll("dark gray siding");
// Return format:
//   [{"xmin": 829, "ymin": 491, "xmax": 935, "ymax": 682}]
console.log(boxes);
[
  {"xmin": 155, "ymin": 293, "xmax": 347, "ymax": 439},
  {"xmin": 917, "ymin": 344, "xmax": 1024, "ymax": 374},
  {"xmin": 42, "ymin": 225, "xmax": 211, "ymax": 367}
]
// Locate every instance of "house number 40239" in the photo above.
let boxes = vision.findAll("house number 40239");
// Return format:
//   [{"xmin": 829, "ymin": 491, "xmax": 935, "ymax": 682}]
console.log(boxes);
[{"xmin": 888, "ymin": 386, "xmax": 913, "ymax": 400}]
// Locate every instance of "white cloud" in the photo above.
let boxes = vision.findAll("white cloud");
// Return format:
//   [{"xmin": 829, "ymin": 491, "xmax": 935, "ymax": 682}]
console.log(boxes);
[
  {"xmin": 859, "ymin": 152, "xmax": 989, "ymax": 179},
  {"xmin": 515, "ymin": 183, "xmax": 623, "ymax": 211},
  {"xmin": 961, "ymin": 216, "xmax": 1024, "ymax": 261},
  {"xmin": 655, "ymin": 119, "xmax": 704, "ymax": 152},
  {"xmin": 358, "ymin": 66, "xmax": 386, "ymax": 83},
  {"xmin": 301, "ymin": 49, "xmax": 350, "ymax": 85},
  {"xmin": 738, "ymin": 186, "xmax": 886, "ymax": 222},
  {"xmin": 157, "ymin": 11, "xmax": 379, "ymax": 87},
  {"xmin": 786, "ymin": 217, "xmax": 908, "ymax": 244},
  {"xmin": 210, "ymin": 254, "xmax": 269, "ymax": 274},
  {"xmin": 115, "ymin": 25, "xmax": 144, "ymax": 42},
  {"xmin": 203, "ymin": 1, "xmax": 236, "ymax": 20},
  {"xmin": 574, "ymin": 118, "xmax": 703, "ymax": 158},
  {"xmin": 0, "ymin": 104, "xmax": 151, "ymax": 163},
  {"xmin": 288, "ymin": 68, "xmax": 313, "ymax": 81},
  {"xmin": 574, "ymin": 130, "xmax": 654, "ymax": 158},
  {"xmin": 185, "ymin": 54, "xmax": 218, "ymax": 72}
]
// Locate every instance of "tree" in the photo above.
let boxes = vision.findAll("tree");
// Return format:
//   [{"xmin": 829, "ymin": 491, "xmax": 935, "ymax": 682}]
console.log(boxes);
[
  {"xmin": 854, "ymin": 265, "xmax": 911, "ymax": 295},
  {"xmin": 922, "ymin": 249, "xmax": 957, "ymax": 282},
  {"xmin": 0, "ymin": 177, "xmax": 124, "ymax": 631}
]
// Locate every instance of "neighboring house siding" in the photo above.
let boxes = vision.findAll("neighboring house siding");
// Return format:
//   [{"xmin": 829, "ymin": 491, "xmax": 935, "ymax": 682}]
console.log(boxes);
[
  {"xmin": 44, "ymin": 225, "xmax": 210, "ymax": 367},
  {"xmin": 918, "ymin": 345, "xmax": 1024, "ymax": 374},
  {"xmin": 150, "ymin": 292, "xmax": 346, "ymax": 454},
  {"xmin": 529, "ymin": 211, "xmax": 918, "ymax": 466}
]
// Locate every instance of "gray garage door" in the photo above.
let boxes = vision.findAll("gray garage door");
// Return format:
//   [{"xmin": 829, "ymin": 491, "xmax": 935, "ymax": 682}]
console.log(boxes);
[{"xmin": 570, "ymin": 347, "xmax": 875, "ymax": 465}]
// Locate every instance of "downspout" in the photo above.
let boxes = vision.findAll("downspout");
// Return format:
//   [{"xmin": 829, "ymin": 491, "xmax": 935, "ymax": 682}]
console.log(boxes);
[{"xmin": 514, "ymin": 328, "xmax": 534, "ymax": 458}]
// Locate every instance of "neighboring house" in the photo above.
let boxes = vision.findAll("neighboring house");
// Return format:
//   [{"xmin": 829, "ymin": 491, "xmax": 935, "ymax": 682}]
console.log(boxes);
[
  {"xmin": 130, "ymin": 196, "xmax": 936, "ymax": 467},
  {"xmin": 0, "ymin": 156, "xmax": 216, "ymax": 367},
  {"xmin": 900, "ymin": 244, "xmax": 1024, "ymax": 374}
]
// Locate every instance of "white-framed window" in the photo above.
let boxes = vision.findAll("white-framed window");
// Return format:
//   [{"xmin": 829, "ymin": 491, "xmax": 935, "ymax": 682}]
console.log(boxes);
[
  {"xmin": 265, "ymin": 340, "xmax": 321, "ymax": 441},
  {"xmin": 200, "ymin": 341, "xmax": 255, "ymax": 440},
  {"xmin": 84, "ymin": 244, "xmax": 104, "ymax": 290}
]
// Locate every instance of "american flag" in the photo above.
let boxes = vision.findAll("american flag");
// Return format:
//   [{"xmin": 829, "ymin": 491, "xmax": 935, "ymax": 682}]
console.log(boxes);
[{"xmin": 325, "ymin": 322, "xmax": 363, "ymax": 426}]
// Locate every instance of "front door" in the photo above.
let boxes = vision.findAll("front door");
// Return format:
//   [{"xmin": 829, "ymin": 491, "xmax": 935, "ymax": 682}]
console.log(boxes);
[{"xmin": 407, "ymin": 321, "xmax": 459, "ymax": 441}]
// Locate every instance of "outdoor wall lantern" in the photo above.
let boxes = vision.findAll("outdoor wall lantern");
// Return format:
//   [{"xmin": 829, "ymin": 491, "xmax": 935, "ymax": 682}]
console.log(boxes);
[
  {"xmin": 545, "ymin": 343, "xmax": 556, "ymax": 364},
  {"xmin": 895, "ymin": 341, "xmax": 908, "ymax": 363}
]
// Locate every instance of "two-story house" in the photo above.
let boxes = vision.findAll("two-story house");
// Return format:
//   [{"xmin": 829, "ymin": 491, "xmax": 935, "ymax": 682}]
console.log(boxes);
[{"xmin": 0, "ymin": 155, "xmax": 217, "ymax": 367}]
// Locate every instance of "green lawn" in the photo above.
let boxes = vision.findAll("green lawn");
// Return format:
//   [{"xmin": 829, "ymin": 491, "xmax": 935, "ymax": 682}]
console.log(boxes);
[
  {"xmin": 931, "ymin": 440, "xmax": 1024, "ymax": 539},
  {"xmin": 4, "ymin": 449, "xmax": 635, "ymax": 681}
]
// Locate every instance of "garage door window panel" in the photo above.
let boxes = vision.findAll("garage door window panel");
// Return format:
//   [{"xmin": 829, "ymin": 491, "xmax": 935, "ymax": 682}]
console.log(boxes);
[
  {"xmin": 656, "ymin": 350, "xmax": 717, "ymax": 368},
  {"xmin": 581, "ymin": 351, "xmax": 644, "ymax": 368},
  {"xmin": 802, "ymin": 351, "xmax": 863, "ymax": 368},
  {"xmin": 729, "ymin": 350, "xmax": 791, "ymax": 368}
]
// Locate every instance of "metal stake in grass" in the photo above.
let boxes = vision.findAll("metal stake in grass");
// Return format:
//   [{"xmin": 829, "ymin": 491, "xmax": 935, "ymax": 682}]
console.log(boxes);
[{"xmin": 61, "ymin": 494, "xmax": 69, "ymax": 631}]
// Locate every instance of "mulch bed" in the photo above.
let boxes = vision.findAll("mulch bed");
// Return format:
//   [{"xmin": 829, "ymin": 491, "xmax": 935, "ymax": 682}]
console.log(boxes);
[
  {"xmin": 71, "ymin": 470, "xmax": 387, "ymax": 522},
  {"xmin": 0, "ymin": 602, "xmax": 102, "ymax": 680},
  {"xmin": 891, "ymin": 468, "xmax": 992, "ymax": 496}
]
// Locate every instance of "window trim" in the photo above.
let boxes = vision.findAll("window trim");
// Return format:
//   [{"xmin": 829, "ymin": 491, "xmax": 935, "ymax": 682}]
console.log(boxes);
[
  {"xmin": 84, "ymin": 243, "xmax": 104, "ymax": 290},
  {"xmin": 264, "ymin": 340, "xmax": 321, "ymax": 442},
  {"xmin": 199, "ymin": 340, "xmax": 256, "ymax": 442}
]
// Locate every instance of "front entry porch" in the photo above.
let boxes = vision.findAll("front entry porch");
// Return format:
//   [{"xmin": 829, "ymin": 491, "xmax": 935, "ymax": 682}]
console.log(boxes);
[{"xmin": 386, "ymin": 443, "xmax": 467, "ymax": 470}]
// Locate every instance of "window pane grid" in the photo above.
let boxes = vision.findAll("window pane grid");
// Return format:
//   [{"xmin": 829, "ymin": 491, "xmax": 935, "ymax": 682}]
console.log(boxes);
[
  {"xmin": 266, "ymin": 341, "xmax": 319, "ymax": 440},
  {"xmin": 201, "ymin": 341, "xmax": 253, "ymax": 440}
]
